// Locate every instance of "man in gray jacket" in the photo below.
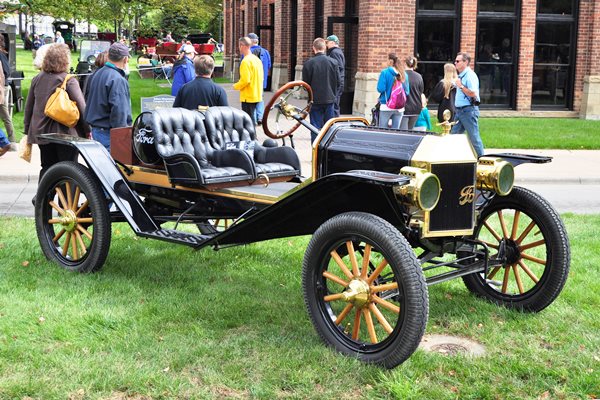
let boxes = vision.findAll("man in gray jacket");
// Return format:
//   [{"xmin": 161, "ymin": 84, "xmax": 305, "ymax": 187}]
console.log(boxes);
[
  {"xmin": 302, "ymin": 38, "xmax": 340, "ymax": 143},
  {"xmin": 326, "ymin": 34, "xmax": 345, "ymax": 117}
]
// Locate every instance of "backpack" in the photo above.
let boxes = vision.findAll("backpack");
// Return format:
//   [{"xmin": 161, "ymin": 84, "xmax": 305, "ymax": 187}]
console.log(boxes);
[
  {"xmin": 251, "ymin": 47, "xmax": 263, "ymax": 58},
  {"xmin": 386, "ymin": 79, "xmax": 407, "ymax": 110}
]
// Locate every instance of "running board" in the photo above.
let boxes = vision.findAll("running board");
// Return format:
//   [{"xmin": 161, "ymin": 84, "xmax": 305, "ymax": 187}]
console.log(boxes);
[{"xmin": 137, "ymin": 229, "xmax": 214, "ymax": 247}]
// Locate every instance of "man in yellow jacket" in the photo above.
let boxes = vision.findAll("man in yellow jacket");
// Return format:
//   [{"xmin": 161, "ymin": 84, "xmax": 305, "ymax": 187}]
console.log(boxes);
[{"xmin": 233, "ymin": 37, "xmax": 264, "ymax": 125}]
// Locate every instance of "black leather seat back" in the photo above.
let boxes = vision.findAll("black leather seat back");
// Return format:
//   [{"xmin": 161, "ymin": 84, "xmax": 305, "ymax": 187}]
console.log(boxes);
[
  {"xmin": 203, "ymin": 106, "xmax": 256, "ymax": 150},
  {"xmin": 151, "ymin": 108, "xmax": 214, "ymax": 168}
]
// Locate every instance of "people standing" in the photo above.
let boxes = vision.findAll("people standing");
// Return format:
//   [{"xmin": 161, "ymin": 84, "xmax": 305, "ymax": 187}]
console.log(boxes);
[
  {"xmin": 83, "ymin": 42, "xmax": 132, "ymax": 151},
  {"xmin": 246, "ymin": 33, "xmax": 271, "ymax": 125},
  {"xmin": 451, "ymin": 52, "xmax": 484, "ymax": 157},
  {"xmin": 173, "ymin": 55, "xmax": 228, "ymax": 110},
  {"xmin": 233, "ymin": 37, "xmax": 264, "ymax": 125},
  {"xmin": 171, "ymin": 44, "xmax": 197, "ymax": 96},
  {"xmin": 301, "ymin": 38, "xmax": 340, "ymax": 143},
  {"xmin": 376, "ymin": 53, "xmax": 409, "ymax": 129},
  {"xmin": 55, "ymin": 31, "xmax": 65, "ymax": 44},
  {"xmin": 401, "ymin": 56, "xmax": 424, "ymax": 130},
  {"xmin": 0, "ymin": 35, "xmax": 15, "ymax": 148},
  {"xmin": 325, "ymin": 35, "xmax": 345, "ymax": 117},
  {"xmin": 32, "ymin": 34, "xmax": 43, "ymax": 58},
  {"xmin": 429, "ymin": 63, "xmax": 458, "ymax": 123},
  {"xmin": 23, "ymin": 44, "xmax": 89, "ymax": 183},
  {"xmin": 0, "ymin": 55, "xmax": 10, "ymax": 156}
]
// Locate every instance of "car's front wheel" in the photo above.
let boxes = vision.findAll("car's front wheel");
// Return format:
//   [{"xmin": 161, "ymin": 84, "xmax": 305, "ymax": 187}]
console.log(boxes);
[
  {"xmin": 462, "ymin": 186, "xmax": 570, "ymax": 312},
  {"xmin": 303, "ymin": 212, "xmax": 428, "ymax": 368}
]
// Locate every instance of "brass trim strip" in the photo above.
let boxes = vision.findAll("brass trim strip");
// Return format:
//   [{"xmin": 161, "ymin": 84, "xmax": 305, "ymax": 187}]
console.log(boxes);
[
  {"xmin": 125, "ymin": 166, "xmax": 278, "ymax": 205},
  {"xmin": 311, "ymin": 117, "xmax": 370, "ymax": 180}
]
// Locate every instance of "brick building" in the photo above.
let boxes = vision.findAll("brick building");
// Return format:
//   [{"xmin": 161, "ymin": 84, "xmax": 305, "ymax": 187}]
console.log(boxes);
[{"xmin": 223, "ymin": 0, "xmax": 600, "ymax": 119}]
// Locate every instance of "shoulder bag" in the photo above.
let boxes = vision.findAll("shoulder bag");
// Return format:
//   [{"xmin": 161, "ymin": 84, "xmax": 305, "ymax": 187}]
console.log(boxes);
[{"xmin": 44, "ymin": 74, "xmax": 80, "ymax": 128}]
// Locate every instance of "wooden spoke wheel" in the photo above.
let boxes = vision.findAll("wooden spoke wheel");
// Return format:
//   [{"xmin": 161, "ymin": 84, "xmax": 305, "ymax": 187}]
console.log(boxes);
[
  {"xmin": 302, "ymin": 212, "xmax": 428, "ymax": 368},
  {"xmin": 463, "ymin": 186, "xmax": 570, "ymax": 312},
  {"xmin": 262, "ymin": 80, "xmax": 313, "ymax": 139},
  {"xmin": 35, "ymin": 162, "xmax": 111, "ymax": 273}
]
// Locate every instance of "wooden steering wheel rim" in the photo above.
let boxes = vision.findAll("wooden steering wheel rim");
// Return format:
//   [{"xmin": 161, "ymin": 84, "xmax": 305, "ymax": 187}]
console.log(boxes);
[{"xmin": 262, "ymin": 80, "xmax": 313, "ymax": 139}]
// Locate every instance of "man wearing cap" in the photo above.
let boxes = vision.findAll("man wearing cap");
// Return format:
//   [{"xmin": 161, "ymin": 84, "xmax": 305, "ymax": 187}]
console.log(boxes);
[
  {"xmin": 246, "ymin": 33, "xmax": 271, "ymax": 124},
  {"xmin": 233, "ymin": 37, "xmax": 263, "ymax": 125},
  {"xmin": 171, "ymin": 44, "xmax": 197, "ymax": 96},
  {"xmin": 173, "ymin": 54, "xmax": 228, "ymax": 110},
  {"xmin": 84, "ymin": 42, "xmax": 132, "ymax": 151},
  {"xmin": 302, "ymin": 37, "xmax": 340, "ymax": 142},
  {"xmin": 325, "ymin": 34, "xmax": 345, "ymax": 117}
]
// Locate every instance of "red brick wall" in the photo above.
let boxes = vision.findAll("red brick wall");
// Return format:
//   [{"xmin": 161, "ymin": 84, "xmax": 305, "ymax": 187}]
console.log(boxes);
[
  {"xmin": 591, "ymin": 0, "xmax": 600, "ymax": 76},
  {"xmin": 274, "ymin": 0, "xmax": 290, "ymax": 65},
  {"xmin": 297, "ymin": 0, "xmax": 316, "ymax": 65},
  {"xmin": 356, "ymin": 0, "xmax": 416, "ymax": 74},
  {"xmin": 516, "ymin": 0, "xmax": 536, "ymax": 111},
  {"xmin": 460, "ymin": 0, "xmax": 477, "ymax": 60}
]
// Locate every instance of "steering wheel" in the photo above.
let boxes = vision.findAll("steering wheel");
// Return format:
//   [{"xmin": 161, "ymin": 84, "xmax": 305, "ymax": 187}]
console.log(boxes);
[{"xmin": 262, "ymin": 81, "xmax": 313, "ymax": 139}]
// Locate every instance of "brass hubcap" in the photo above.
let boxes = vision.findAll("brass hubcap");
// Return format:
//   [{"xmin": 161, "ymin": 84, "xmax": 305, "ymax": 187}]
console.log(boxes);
[
  {"xmin": 59, "ymin": 209, "xmax": 78, "ymax": 233},
  {"xmin": 341, "ymin": 279, "xmax": 371, "ymax": 308}
]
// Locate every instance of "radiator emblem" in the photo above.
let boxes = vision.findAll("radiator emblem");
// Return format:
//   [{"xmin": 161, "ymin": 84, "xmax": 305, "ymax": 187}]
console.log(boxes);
[{"xmin": 459, "ymin": 185, "xmax": 475, "ymax": 205}]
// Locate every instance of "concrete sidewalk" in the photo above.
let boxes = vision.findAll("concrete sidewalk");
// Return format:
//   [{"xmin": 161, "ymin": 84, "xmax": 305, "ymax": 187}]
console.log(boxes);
[{"xmin": 1, "ymin": 140, "xmax": 599, "ymax": 185}]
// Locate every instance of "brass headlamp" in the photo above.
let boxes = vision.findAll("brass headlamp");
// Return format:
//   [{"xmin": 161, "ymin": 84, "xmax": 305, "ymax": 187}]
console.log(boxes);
[
  {"xmin": 476, "ymin": 157, "xmax": 514, "ymax": 196},
  {"xmin": 395, "ymin": 167, "xmax": 441, "ymax": 211}
]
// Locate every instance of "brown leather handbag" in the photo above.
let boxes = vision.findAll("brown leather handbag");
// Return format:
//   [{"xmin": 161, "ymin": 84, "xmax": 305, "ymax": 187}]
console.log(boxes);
[{"xmin": 44, "ymin": 74, "xmax": 80, "ymax": 128}]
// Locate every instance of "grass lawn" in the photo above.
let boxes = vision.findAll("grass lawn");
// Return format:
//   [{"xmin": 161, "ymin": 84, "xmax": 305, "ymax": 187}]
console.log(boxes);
[
  {"xmin": 0, "ymin": 213, "xmax": 598, "ymax": 399},
  {"xmin": 8, "ymin": 47, "xmax": 600, "ymax": 149}
]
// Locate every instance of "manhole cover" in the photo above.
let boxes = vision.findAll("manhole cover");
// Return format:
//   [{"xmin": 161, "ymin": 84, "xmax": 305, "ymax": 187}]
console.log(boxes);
[{"xmin": 419, "ymin": 334, "xmax": 486, "ymax": 357}]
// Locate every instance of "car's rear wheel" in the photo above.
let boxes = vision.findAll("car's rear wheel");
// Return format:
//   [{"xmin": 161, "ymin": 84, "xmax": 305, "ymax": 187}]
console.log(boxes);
[
  {"xmin": 35, "ymin": 162, "xmax": 111, "ymax": 273},
  {"xmin": 303, "ymin": 212, "xmax": 428, "ymax": 368},
  {"xmin": 462, "ymin": 186, "xmax": 570, "ymax": 312}
]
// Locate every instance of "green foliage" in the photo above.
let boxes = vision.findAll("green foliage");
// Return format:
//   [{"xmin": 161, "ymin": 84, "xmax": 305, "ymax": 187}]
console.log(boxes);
[
  {"xmin": 160, "ymin": 13, "xmax": 188, "ymax": 42},
  {"xmin": 0, "ymin": 214, "xmax": 598, "ymax": 398}
]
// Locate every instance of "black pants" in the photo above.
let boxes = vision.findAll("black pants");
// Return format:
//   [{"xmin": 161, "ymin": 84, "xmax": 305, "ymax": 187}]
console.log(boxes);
[
  {"xmin": 241, "ymin": 102, "xmax": 258, "ymax": 125},
  {"xmin": 38, "ymin": 142, "xmax": 78, "ymax": 183},
  {"xmin": 333, "ymin": 85, "xmax": 344, "ymax": 117}
]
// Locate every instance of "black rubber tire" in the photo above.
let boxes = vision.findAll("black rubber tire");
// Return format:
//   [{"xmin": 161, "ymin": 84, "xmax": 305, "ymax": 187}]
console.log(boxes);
[
  {"xmin": 462, "ymin": 186, "xmax": 570, "ymax": 312},
  {"xmin": 302, "ymin": 212, "xmax": 428, "ymax": 368},
  {"xmin": 35, "ymin": 162, "xmax": 111, "ymax": 273}
]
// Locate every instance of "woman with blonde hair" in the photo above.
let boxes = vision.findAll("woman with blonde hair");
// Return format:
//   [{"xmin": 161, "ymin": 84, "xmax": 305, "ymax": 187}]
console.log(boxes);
[
  {"xmin": 24, "ymin": 43, "xmax": 89, "ymax": 188},
  {"xmin": 376, "ymin": 53, "xmax": 409, "ymax": 129},
  {"xmin": 430, "ymin": 63, "xmax": 458, "ymax": 123}
]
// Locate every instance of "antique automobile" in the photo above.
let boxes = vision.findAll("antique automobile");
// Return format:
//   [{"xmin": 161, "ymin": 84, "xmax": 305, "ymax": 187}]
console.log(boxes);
[
  {"xmin": 52, "ymin": 21, "xmax": 76, "ymax": 51},
  {"xmin": 73, "ymin": 40, "xmax": 112, "ymax": 92},
  {"xmin": 33, "ymin": 81, "xmax": 570, "ymax": 368},
  {"xmin": 0, "ymin": 22, "xmax": 24, "ymax": 115}
]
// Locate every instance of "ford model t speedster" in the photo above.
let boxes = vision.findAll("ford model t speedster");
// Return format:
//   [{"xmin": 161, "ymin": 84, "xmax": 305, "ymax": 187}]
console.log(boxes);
[{"xmin": 34, "ymin": 81, "xmax": 570, "ymax": 368}]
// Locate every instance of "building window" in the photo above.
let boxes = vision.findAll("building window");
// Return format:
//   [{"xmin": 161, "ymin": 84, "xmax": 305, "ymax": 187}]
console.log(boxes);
[
  {"xmin": 476, "ymin": 0, "xmax": 519, "ymax": 108},
  {"xmin": 532, "ymin": 0, "xmax": 577, "ymax": 108},
  {"xmin": 415, "ymin": 0, "xmax": 459, "ymax": 98}
]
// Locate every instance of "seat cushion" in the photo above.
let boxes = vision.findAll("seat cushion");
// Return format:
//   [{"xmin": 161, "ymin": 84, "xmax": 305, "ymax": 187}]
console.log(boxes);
[
  {"xmin": 255, "ymin": 162, "xmax": 296, "ymax": 176},
  {"xmin": 203, "ymin": 106, "xmax": 257, "ymax": 150}
]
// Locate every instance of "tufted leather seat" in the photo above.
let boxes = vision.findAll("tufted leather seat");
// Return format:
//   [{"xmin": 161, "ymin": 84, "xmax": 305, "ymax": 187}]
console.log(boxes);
[
  {"xmin": 145, "ymin": 108, "xmax": 255, "ymax": 186},
  {"xmin": 203, "ymin": 106, "xmax": 301, "ymax": 179},
  {"xmin": 133, "ymin": 107, "xmax": 300, "ymax": 187}
]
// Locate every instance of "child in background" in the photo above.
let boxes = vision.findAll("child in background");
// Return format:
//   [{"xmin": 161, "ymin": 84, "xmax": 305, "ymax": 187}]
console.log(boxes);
[{"xmin": 413, "ymin": 93, "xmax": 432, "ymax": 131}]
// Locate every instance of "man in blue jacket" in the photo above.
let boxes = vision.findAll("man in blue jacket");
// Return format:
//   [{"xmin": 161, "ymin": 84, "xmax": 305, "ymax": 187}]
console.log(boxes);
[
  {"xmin": 247, "ymin": 33, "xmax": 271, "ymax": 125},
  {"xmin": 171, "ymin": 44, "xmax": 196, "ymax": 96},
  {"xmin": 84, "ymin": 42, "xmax": 132, "ymax": 151}
]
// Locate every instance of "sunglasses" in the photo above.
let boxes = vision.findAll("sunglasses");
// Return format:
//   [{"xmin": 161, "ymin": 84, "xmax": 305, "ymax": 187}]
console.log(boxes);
[{"xmin": 454, "ymin": 59, "xmax": 463, "ymax": 63}]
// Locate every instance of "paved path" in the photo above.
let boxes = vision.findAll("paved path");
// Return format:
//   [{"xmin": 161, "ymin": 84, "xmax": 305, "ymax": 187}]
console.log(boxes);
[{"xmin": 1, "ymin": 82, "xmax": 599, "ymax": 216}]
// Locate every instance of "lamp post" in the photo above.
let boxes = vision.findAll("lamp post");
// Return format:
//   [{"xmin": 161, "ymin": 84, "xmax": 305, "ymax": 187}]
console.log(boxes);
[{"xmin": 218, "ymin": 3, "xmax": 222, "ymax": 44}]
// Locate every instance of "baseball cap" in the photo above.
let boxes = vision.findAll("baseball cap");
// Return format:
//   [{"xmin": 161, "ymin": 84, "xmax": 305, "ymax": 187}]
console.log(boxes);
[
  {"xmin": 181, "ymin": 44, "xmax": 197, "ymax": 54},
  {"xmin": 108, "ymin": 42, "xmax": 130, "ymax": 59},
  {"xmin": 248, "ymin": 33, "xmax": 259, "ymax": 40},
  {"xmin": 326, "ymin": 35, "xmax": 339, "ymax": 44}
]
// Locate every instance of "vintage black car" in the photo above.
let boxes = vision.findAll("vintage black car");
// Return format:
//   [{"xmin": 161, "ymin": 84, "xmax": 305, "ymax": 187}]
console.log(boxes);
[
  {"xmin": 0, "ymin": 22, "xmax": 24, "ymax": 115},
  {"xmin": 34, "ymin": 81, "xmax": 570, "ymax": 368}
]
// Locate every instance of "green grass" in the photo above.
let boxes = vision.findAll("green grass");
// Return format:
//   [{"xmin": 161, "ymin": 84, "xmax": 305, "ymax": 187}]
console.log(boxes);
[
  {"xmin": 9, "ymin": 47, "xmax": 600, "ymax": 149},
  {"xmin": 0, "ymin": 214, "xmax": 598, "ymax": 399}
]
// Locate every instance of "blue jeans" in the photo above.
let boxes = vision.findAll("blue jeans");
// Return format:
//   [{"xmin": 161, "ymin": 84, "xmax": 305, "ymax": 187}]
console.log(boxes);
[
  {"xmin": 309, "ymin": 103, "xmax": 335, "ymax": 143},
  {"xmin": 451, "ymin": 106, "xmax": 484, "ymax": 157},
  {"xmin": 255, "ymin": 100, "xmax": 265, "ymax": 122},
  {"xmin": 91, "ymin": 127, "xmax": 111, "ymax": 152},
  {"xmin": 379, "ymin": 109, "xmax": 404, "ymax": 129}
]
